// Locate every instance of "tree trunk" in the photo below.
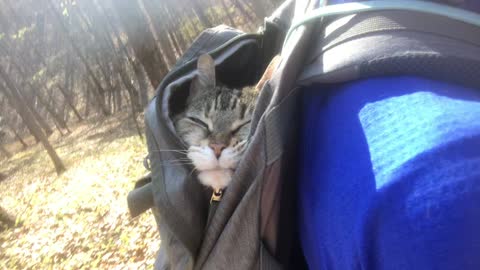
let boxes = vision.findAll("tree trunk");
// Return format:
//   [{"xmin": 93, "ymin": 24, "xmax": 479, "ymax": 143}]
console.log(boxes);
[
  {"xmin": 99, "ymin": 0, "xmax": 152, "ymax": 108},
  {"xmin": 112, "ymin": 0, "xmax": 169, "ymax": 88},
  {"xmin": 231, "ymin": 0, "xmax": 256, "ymax": 23},
  {"xmin": 1, "ymin": 31, "xmax": 79, "ymax": 126},
  {"xmin": 191, "ymin": 1, "xmax": 213, "ymax": 28},
  {"xmin": 133, "ymin": 62, "xmax": 150, "ymax": 107},
  {"xmin": 186, "ymin": 10, "xmax": 203, "ymax": 35},
  {"xmin": 94, "ymin": 55, "xmax": 114, "ymax": 114},
  {"xmin": 221, "ymin": 0, "xmax": 237, "ymax": 27},
  {"xmin": 57, "ymin": 85, "xmax": 83, "ymax": 122},
  {"xmin": 0, "ymin": 50, "xmax": 58, "ymax": 137},
  {"xmin": 114, "ymin": 82, "xmax": 122, "ymax": 111},
  {"xmin": 140, "ymin": 0, "xmax": 178, "ymax": 66},
  {"xmin": 0, "ymin": 66, "xmax": 66, "ymax": 175},
  {"xmin": 0, "ymin": 144, "xmax": 11, "ymax": 159},
  {"xmin": 249, "ymin": 0, "xmax": 267, "ymax": 19},
  {"xmin": 84, "ymin": 86, "xmax": 91, "ymax": 118},
  {"xmin": 0, "ymin": 205, "xmax": 16, "ymax": 231},
  {"xmin": 13, "ymin": 83, "xmax": 54, "ymax": 137},
  {"xmin": 46, "ymin": 88, "xmax": 71, "ymax": 133},
  {"xmin": 72, "ymin": 4, "xmax": 117, "ymax": 115},
  {"xmin": 32, "ymin": 88, "xmax": 70, "ymax": 132},
  {"xmin": 206, "ymin": 0, "xmax": 222, "ymax": 24},
  {"xmin": 47, "ymin": 0, "xmax": 111, "ymax": 116},
  {"xmin": 62, "ymin": 50, "xmax": 80, "ymax": 122},
  {"xmin": 161, "ymin": 4, "xmax": 190, "ymax": 49},
  {"xmin": 168, "ymin": 30, "xmax": 183, "ymax": 56},
  {"xmin": 115, "ymin": 62, "xmax": 144, "ymax": 139},
  {"xmin": 8, "ymin": 124, "xmax": 28, "ymax": 149}
]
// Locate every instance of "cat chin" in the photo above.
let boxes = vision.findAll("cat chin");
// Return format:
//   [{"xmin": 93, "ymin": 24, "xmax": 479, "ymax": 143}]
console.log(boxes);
[
  {"xmin": 188, "ymin": 146, "xmax": 218, "ymax": 170},
  {"xmin": 198, "ymin": 169, "xmax": 233, "ymax": 190},
  {"xmin": 188, "ymin": 146, "xmax": 240, "ymax": 171}
]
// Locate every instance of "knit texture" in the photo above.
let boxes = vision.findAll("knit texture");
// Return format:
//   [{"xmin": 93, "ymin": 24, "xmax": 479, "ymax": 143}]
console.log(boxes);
[{"xmin": 299, "ymin": 76, "xmax": 480, "ymax": 270}]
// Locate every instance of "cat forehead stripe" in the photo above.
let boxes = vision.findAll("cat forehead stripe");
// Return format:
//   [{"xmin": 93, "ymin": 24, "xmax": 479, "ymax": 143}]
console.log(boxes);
[
  {"xmin": 239, "ymin": 103, "xmax": 247, "ymax": 119},
  {"xmin": 231, "ymin": 97, "xmax": 238, "ymax": 110},
  {"xmin": 204, "ymin": 102, "xmax": 211, "ymax": 118},
  {"xmin": 214, "ymin": 91, "xmax": 220, "ymax": 110}
]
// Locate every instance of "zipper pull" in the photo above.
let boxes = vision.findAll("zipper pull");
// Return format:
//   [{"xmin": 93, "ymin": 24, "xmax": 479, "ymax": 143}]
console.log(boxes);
[{"xmin": 210, "ymin": 188, "xmax": 223, "ymax": 204}]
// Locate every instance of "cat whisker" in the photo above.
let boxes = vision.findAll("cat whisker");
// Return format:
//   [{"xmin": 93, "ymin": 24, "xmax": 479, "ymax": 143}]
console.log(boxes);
[
  {"xmin": 160, "ymin": 165, "xmax": 193, "ymax": 168},
  {"xmin": 159, "ymin": 162, "xmax": 195, "ymax": 167},
  {"xmin": 188, "ymin": 168, "xmax": 198, "ymax": 177},
  {"xmin": 233, "ymin": 140, "xmax": 248, "ymax": 152},
  {"xmin": 160, "ymin": 159, "xmax": 192, "ymax": 163},
  {"xmin": 162, "ymin": 159, "xmax": 193, "ymax": 163},
  {"xmin": 163, "ymin": 163, "xmax": 194, "ymax": 166},
  {"xmin": 151, "ymin": 150, "xmax": 189, "ymax": 154},
  {"xmin": 158, "ymin": 158, "xmax": 194, "ymax": 165},
  {"xmin": 159, "ymin": 162, "xmax": 193, "ymax": 165}
]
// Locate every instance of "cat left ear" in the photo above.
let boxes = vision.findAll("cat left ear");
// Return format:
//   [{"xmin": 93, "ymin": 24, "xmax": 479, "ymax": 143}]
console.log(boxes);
[{"xmin": 191, "ymin": 54, "xmax": 216, "ymax": 92}]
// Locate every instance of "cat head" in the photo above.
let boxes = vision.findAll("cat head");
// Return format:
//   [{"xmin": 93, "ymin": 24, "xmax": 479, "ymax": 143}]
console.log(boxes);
[
  {"xmin": 174, "ymin": 54, "xmax": 281, "ymax": 189},
  {"xmin": 174, "ymin": 54, "xmax": 255, "ymax": 177}
]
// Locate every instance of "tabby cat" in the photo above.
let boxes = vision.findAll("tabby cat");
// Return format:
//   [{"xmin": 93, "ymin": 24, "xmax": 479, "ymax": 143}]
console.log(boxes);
[{"xmin": 174, "ymin": 54, "xmax": 279, "ymax": 192}]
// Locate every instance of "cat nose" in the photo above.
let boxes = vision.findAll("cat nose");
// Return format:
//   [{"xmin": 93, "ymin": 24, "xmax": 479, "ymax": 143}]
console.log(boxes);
[{"xmin": 209, "ymin": 143, "xmax": 226, "ymax": 158}]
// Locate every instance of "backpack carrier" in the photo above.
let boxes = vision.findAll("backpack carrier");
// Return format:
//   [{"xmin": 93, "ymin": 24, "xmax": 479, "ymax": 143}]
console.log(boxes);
[{"xmin": 127, "ymin": 1, "xmax": 480, "ymax": 269}]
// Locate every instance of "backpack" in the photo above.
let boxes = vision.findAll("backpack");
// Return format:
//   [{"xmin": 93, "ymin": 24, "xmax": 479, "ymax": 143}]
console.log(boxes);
[{"xmin": 127, "ymin": 1, "xmax": 480, "ymax": 269}]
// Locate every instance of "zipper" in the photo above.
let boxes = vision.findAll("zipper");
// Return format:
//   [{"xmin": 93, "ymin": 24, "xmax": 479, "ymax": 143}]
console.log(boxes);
[
  {"xmin": 206, "ymin": 188, "xmax": 224, "ymax": 228},
  {"xmin": 210, "ymin": 188, "xmax": 223, "ymax": 204}
]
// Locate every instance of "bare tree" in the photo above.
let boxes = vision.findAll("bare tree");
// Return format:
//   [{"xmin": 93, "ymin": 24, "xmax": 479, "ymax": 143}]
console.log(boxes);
[
  {"xmin": 0, "ymin": 129, "xmax": 11, "ymax": 158},
  {"xmin": 111, "ymin": 0, "xmax": 168, "ymax": 89},
  {"xmin": 0, "ymin": 0, "xmax": 275, "ymax": 171},
  {"xmin": 0, "ymin": 66, "xmax": 66, "ymax": 175}
]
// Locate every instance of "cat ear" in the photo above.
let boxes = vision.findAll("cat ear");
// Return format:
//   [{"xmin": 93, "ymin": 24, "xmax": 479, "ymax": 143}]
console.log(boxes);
[
  {"xmin": 255, "ymin": 55, "xmax": 281, "ymax": 92},
  {"xmin": 197, "ymin": 54, "xmax": 216, "ymax": 82},
  {"xmin": 190, "ymin": 54, "xmax": 216, "ymax": 98}
]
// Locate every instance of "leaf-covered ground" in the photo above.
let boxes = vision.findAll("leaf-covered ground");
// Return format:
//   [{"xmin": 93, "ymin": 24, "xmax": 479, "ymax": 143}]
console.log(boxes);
[{"xmin": 0, "ymin": 113, "xmax": 160, "ymax": 269}]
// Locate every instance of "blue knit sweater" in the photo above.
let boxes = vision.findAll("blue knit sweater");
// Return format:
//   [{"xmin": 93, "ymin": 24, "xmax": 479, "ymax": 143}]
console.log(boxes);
[{"xmin": 299, "ymin": 76, "xmax": 480, "ymax": 269}]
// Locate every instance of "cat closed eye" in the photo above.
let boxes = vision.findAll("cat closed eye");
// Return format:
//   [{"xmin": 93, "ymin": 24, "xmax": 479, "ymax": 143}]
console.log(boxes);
[
  {"xmin": 187, "ymin": 117, "xmax": 210, "ymax": 130},
  {"xmin": 231, "ymin": 120, "xmax": 251, "ymax": 134}
]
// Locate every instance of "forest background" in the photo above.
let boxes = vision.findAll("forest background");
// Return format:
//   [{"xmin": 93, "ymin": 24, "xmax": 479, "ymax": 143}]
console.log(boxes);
[{"xmin": 0, "ymin": 0, "xmax": 279, "ymax": 268}]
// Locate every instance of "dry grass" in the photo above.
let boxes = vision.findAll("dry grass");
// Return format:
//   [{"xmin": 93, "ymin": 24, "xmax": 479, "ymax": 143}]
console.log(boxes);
[{"xmin": 0, "ymin": 112, "xmax": 160, "ymax": 269}]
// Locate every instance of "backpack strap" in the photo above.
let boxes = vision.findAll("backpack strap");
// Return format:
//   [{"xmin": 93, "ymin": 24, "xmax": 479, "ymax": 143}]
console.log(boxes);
[
  {"xmin": 260, "ymin": 0, "xmax": 294, "ymax": 72},
  {"xmin": 127, "ymin": 174, "xmax": 153, "ymax": 218},
  {"xmin": 283, "ymin": 0, "xmax": 480, "ymax": 49},
  {"xmin": 297, "ymin": 8, "xmax": 480, "ymax": 87}
]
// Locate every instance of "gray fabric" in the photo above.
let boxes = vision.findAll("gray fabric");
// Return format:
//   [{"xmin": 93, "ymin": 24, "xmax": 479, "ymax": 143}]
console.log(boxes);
[
  {"xmin": 146, "ymin": 99, "xmax": 207, "ymax": 259},
  {"xmin": 133, "ymin": 1, "xmax": 480, "ymax": 269},
  {"xmin": 127, "ymin": 181, "xmax": 153, "ymax": 218},
  {"xmin": 260, "ymin": 244, "xmax": 283, "ymax": 270},
  {"xmin": 155, "ymin": 206, "xmax": 193, "ymax": 270},
  {"xmin": 298, "ymin": 10, "xmax": 480, "ymax": 86},
  {"xmin": 171, "ymin": 26, "xmax": 245, "ymax": 70}
]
